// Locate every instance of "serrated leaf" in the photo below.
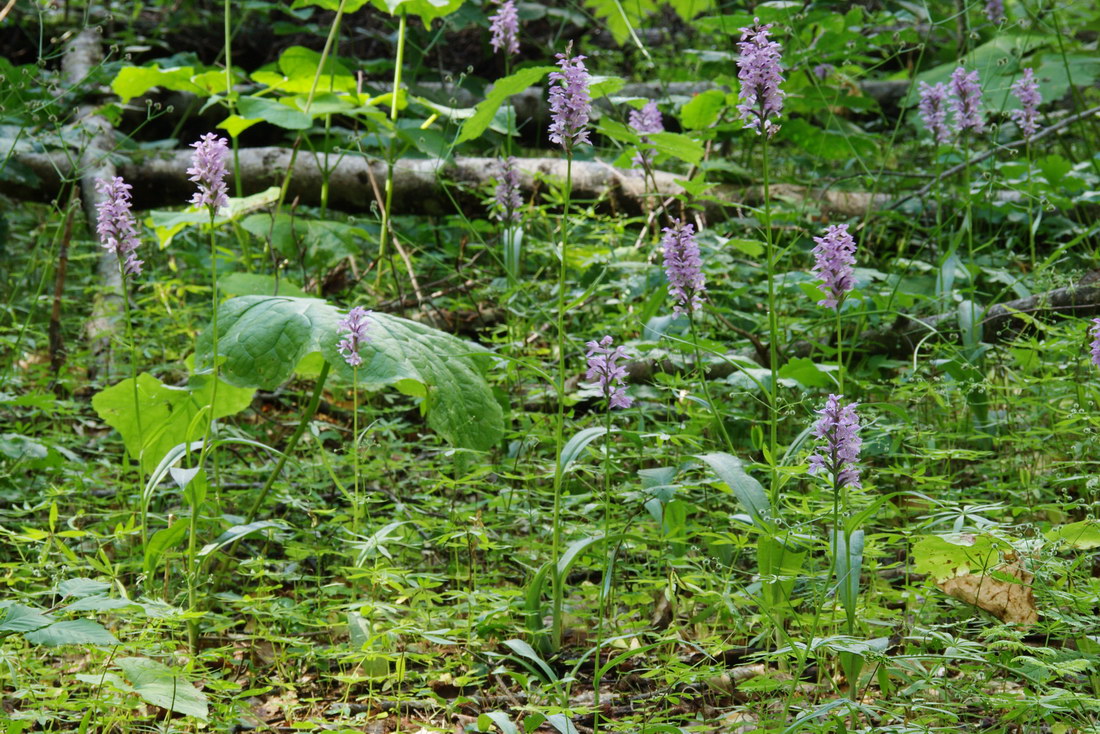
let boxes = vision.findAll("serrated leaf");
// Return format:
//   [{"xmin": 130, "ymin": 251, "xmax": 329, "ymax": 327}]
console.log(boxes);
[
  {"xmin": 57, "ymin": 578, "xmax": 111, "ymax": 599},
  {"xmin": 458, "ymin": 66, "xmax": 555, "ymax": 143},
  {"xmin": 91, "ymin": 373, "xmax": 255, "ymax": 474},
  {"xmin": 24, "ymin": 620, "xmax": 118, "ymax": 647},
  {"xmin": 117, "ymin": 657, "xmax": 209, "ymax": 721},
  {"xmin": 194, "ymin": 296, "xmax": 503, "ymax": 451}
]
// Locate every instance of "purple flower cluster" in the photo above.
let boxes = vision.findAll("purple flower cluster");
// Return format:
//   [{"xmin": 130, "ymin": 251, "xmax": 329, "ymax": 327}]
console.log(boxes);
[
  {"xmin": 494, "ymin": 157, "xmax": 522, "ymax": 222},
  {"xmin": 808, "ymin": 394, "xmax": 862, "ymax": 490},
  {"xmin": 810, "ymin": 223, "xmax": 857, "ymax": 310},
  {"xmin": 337, "ymin": 306, "xmax": 372, "ymax": 367},
  {"xmin": 735, "ymin": 19, "xmax": 785, "ymax": 137},
  {"xmin": 950, "ymin": 66, "xmax": 985, "ymax": 136},
  {"xmin": 629, "ymin": 101, "xmax": 663, "ymax": 167},
  {"xmin": 547, "ymin": 49, "xmax": 592, "ymax": 151},
  {"xmin": 917, "ymin": 81, "xmax": 951, "ymax": 146},
  {"xmin": 985, "ymin": 0, "xmax": 1005, "ymax": 23},
  {"xmin": 489, "ymin": 0, "xmax": 519, "ymax": 57},
  {"xmin": 585, "ymin": 335, "xmax": 633, "ymax": 409},
  {"xmin": 661, "ymin": 219, "xmax": 706, "ymax": 314},
  {"xmin": 1010, "ymin": 68, "xmax": 1041, "ymax": 140},
  {"xmin": 95, "ymin": 177, "xmax": 144, "ymax": 276},
  {"xmin": 1090, "ymin": 318, "xmax": 1100, "ymax": 369},
  {"xmin": 188, "ymin": 133, "xmax": 230, "ymax": 210}
]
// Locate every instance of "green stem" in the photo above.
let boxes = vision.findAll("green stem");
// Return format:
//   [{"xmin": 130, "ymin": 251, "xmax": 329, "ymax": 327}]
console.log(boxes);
[
  {"xmin": 352, "ymin": 365, "xmax": 360, "ymax": 533},
  {"xmin": 377, "ymin": 10, "xmax": 407, "ymax": 289},
  {"xmin": 835, "ymin": 305, "xmax": 844, "ymax": 395},
  {"xmin": 119, "ymin": 270, "xmax": 145, "ymax": 547},
  {"xmin": 550, "ymin": 153, "xmax": 573, "ymax": 652},
  {"xmin": 762, "ymin": 138, "xmax": 780, "ymax": 505},
  {"xmin": 690, "ymin": 310, "xmax": 734, "ymax": 453},
  {"xmin": 593, "ymin": 405, "xmax": 613, "ymax": 734},
  {"xmin": 245, "ymin": 361, "xmax": 332, "ymax": 525}
]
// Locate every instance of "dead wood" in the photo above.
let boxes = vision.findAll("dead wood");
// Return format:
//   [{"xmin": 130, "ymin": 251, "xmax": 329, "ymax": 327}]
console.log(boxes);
[{"xmin": 3, "ymin": 148, "xmax": 886, "ymax": 219}]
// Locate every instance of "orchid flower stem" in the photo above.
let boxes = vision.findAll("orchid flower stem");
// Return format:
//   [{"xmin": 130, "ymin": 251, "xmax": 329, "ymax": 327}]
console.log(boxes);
[
  {"xmin": 690, "ymin": 311, "xmax": 734, "ymax": 454},
  {"xmin": 550, "ymin": 152, "xmax": 573, "ymax": 652},
  {"xmin": 762, "ymin": 137, "xmax": 780, "ymax": 505}
]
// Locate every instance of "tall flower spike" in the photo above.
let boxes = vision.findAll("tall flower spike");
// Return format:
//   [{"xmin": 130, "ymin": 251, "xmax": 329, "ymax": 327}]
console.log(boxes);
[
  {"xmin": 917, "ymin": 81, "xmax": 951, "ymax": 145},
  {"xmin": 337, "ymin": 306, "xmax": 372, "ymax": 367},
  {"xmin": 494, "ymin": 157, "xmax": 522, "ymax": 222},
  {"xmin": 628, "ymin": 101, "xmax": 663, "ymax": 167},
  {"xmin": 488, "ymin": 0, "xmax": 519, "ymax": 56},
  {"xmin": 810, "ymin": 223, "xmax": 857, "ymax": 310},
  {"xmin": 188, "ymin": 133, "xmax": 230, "ymax": 210},
  {"xmin": 661, "ymin": 219, "xmax": 706, "ymax": 314},
  {"xmin": 585, "ymin": 335, "xmax": 633, "ymax": 409},
  {"xmin": 1010, "ymin": 68, "xmax": 1041, "ymax": 140},
  {"xmin": 949, "ymin": 67, "xmax": 985, "ymax": 136},
  {"xmin": 547, "ymin": 47, "xmax": 592, "ymax": 150},
  {"xmin": 985, "ymin": 0, "xmax": 1005, "ymax": 23},
  {"xmin": 735, "ymin": 19, "xmax": 785, "ymax": 136},
  {"xmin": 1090, "ymin": 318, "xmax": 1100, "ymax": 369},
  {"xmin": 807, "ymin": 394, "xmax": 862, "ymax": 490},
  {"xmin": 94, "ymin": 176, "xmax": 143, "ymax": 276}
]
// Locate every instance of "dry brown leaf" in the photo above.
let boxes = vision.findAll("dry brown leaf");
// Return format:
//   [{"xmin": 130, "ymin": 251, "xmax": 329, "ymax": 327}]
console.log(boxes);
[{"xmin": 937, "ymin": 561, "xmax": 1038, "ymax": 625}]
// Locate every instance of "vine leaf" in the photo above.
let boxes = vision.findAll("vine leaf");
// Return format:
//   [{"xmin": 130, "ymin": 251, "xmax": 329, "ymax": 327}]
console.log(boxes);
[{"xmin": 195, "ymin": 295, "xmax": 503, "ymax": 452}]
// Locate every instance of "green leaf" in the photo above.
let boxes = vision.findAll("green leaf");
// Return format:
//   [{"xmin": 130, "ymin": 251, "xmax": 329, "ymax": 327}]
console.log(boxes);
[
  {"xmin": 195, "ymin": 296, "xmax": 503, "ymax": 451},
  {"xmin": 144, "ymin": 522, "xmax": 189, "ymax": 577},
  {"xmin": 278, "ymin": 45, "xmax": 353, "ymax": 79},
  {"xmin": 1045, "ymin": 520, "xmax": 1100, "ymax": 549},
  {"xmin": 911, "ymin": 533, "xmax": 1006, "ymax": 581},
  {"xmin": 367, "ymin": 0, "xmax": 465, "ymax": 24},
  {"xmin": 91, "ymin": 373, "xmax": 255, "ymax": 474},
  {"xmin": 781, "ymin": 118, "xmax": 877, "ymax": 161},
  {"xmin": 503, "ymin": 638, "xmax": 558, "ymax": 682},
  {"xmin": 647, "ymin": 131, "xmax": 704, "ymax": 165},
  {"xmin": 480, "ymin": 712, "xmax": 519, "ymax": 734},
  {"xmin": 0, "ymin": 603, "xmax": 52, "ymax": 633},
  {"xmin": 458, "ymin": 66, "xmax": 555, "ymax": 143},
  {"xmin": 777, "ymin": 357, "xmax": 833, "ymax": 389},
  {"xmin": 680, "ymin": 89, "xmax": 725, "ymax": 130},
  {"xmin": 236, "ymin": 96, "xmax": 313, "ymax": 130},
  {"xmin": 696, "ymin": 452, "xmax": 772, "ymax": 527},
  {"xmin": 111, "ymin": 65, "xmax": 201, "ymax": 104},
  {"xmin": 24, "ymin": 620, "xmax": 118, "ymax": 647},
  {"xmin": 198, "ymin": 520, "xmax": 285, "ymax": 558},
  {"xmin": 116, "ymin": 657, "xmax": 209, "ymax": 721},
  {"xmin": 220, "ymin": 273, "xmax": 311, "ymax": 299},
  {"xmin": 560, "ymin": 426, "xmax": 609, "ymax": 472},
  {"xmin": 583, "ymin": 0, "xmax": 657, "ymax": 46},
  {"xmin": 57, "ymin": 578, "xmax": 111, "ymax": 599}
]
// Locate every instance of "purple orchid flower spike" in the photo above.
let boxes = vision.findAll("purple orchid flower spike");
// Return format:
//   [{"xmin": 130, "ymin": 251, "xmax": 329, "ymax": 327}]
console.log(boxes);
[
  {"xmin": 547, "ymin": 45, "xmax": 592, "ymax": 151},
  {"xmin": 489, "ymin": 0, "xmax": 519, "ymax": 56},
  {"xmin": 337, "ymin": 306, "xmax": 372, "ymax": 367},
  {"xmin": 188, "ymin": 133, "xmax": 230, "ymax": 211},
  {"xmin": 95, "ymin": 176, "xmax": 144, "ymax": 276},
  {"xmin": 1010, "ymin": 68, "xmax": 1041, "ymax": 140},
  {"xmin": 585, "ymin": 335, "xmax": 633, "ymax": 409},
  {"xmin": 811, "ymin": 223, "xmax": 857, "ymax": 310},
  {"xmin": 661, "ymin": 219, "xmax": 706, "ymax": 315},
  {"xmin": 736, "ymin": 19, "xmax": 785, "ymax": 136},
  {"xmin": 808, "ymin": 394, "xmax": 863, "ymax": 490}
]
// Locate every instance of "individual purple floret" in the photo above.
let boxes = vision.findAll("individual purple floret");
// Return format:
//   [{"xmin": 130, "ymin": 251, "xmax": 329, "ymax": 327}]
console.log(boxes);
[
  {"xmin": 547, "ymin": 48, "xmax": 592, "ymax": 151},
  {"xmin": 985, "ymin": 0, "xmax": 1005, "ymax": 23},
  {"xmin": 95, "ymin": 176, "xmax": 144, "ymax": 276},
  {"xmin": 917, "ymin": 81, "xmax": 951, "ymax": 145},
  {"xmin": 736, "ymin": 19, "xmax": 785, "ymax": 137},
  {"xmin": 489, "ymin": 0, "xmax": 519, "ymax": 57},
  {"xmin": 1090, "ymin": 318, "xmax": 1100, "ymax": 369},
  {"xmin": 188, "ymin": 133, "xmax": 230, "ymax": 211},
  {"xmin": 811, "ymin": 223, "xmax": 857, "ymax": 310},
  {"xmin": 337, "ymin": 306, "xmax": 372, "ymax": 367},
  {"xmin": 661, "ymin": 219, "xmax": 706, "ymax": 314},
  {"xmin": 808, "ymin": 394, "xmax": 862, "ymax": 490},
  {"xmin": 813, "ymin": 63, "xmax": 834, "ymax": 80},
  {"xmin": 629, "ymin": 101, "xmax": 663, "ymax": 167},
  {"xmin": 585, "ymin": 335, "xmax": 633, "ymax": 409},
  {"xmin": 1010, "ymin": 67, "xmax": 1041, "ymax": 140},
  {"xmin": 949, "ymin": 67, "xmax": 985, "ymax": 136},
  {"xmin": 494, "ymin": 157, "xmax": 522, "ymax": 222}
]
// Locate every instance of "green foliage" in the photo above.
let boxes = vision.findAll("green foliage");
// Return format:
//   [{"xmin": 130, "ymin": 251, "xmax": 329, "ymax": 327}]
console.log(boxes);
[
  {"xmin": 458, "ymin": 66, "xmax": 555, "ymax": 143},
  {"xmin": 195, "ymin": 296, "xmax": 503, "ymax": 451},
  {"xmin": 76, "ymin": 658, "xmax": 209, "ymax": 721}
]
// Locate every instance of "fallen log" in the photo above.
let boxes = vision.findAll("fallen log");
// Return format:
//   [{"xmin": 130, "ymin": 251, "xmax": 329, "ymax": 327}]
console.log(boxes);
[{"xmin": 2, "ymin": 148, "xmax": 887, "ymax": 219}]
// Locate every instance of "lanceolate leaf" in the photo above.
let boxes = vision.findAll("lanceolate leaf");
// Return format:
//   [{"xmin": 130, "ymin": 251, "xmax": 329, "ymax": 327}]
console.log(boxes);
[{"xmin": 195, "ymin": 296, "xmax": 503, "ymax": 451}]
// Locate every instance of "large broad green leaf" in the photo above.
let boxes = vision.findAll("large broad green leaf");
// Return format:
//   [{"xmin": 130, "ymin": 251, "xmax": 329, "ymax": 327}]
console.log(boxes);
[
  {"xmin": 24, "ymin": 620, "xmax": 118, "ymax": 647},
  {"xmin": 696, "ymin": 452, "xmax": 772, "ymax": 527},
  {"xmin": 458, "ymin": 66, "xmax": 556, "ymax": 143},
  {"xmin": 290, "ymin": 0, "xmax": 463, "ymax": 24},
  {"xmin": 0, "ymin": 603, "xmax": 52, "ymax": 633},
  {"xmin": 236, "ymin": 96, "xmax": 313, "ymax": 130},
  {"xmin": 116, "ymin": 657, "xmax": 209, "ymax": 721},
  {"xmin": 111, "ymin": 65, "xmax": 202, "ymax": 103},
  {"xmin": 195, "ymin": 296, "xmax": 503, "ymax": 452},
  {"xmin": 91, "ymin": 374, "xmax": 255, "ymax": 474}
]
